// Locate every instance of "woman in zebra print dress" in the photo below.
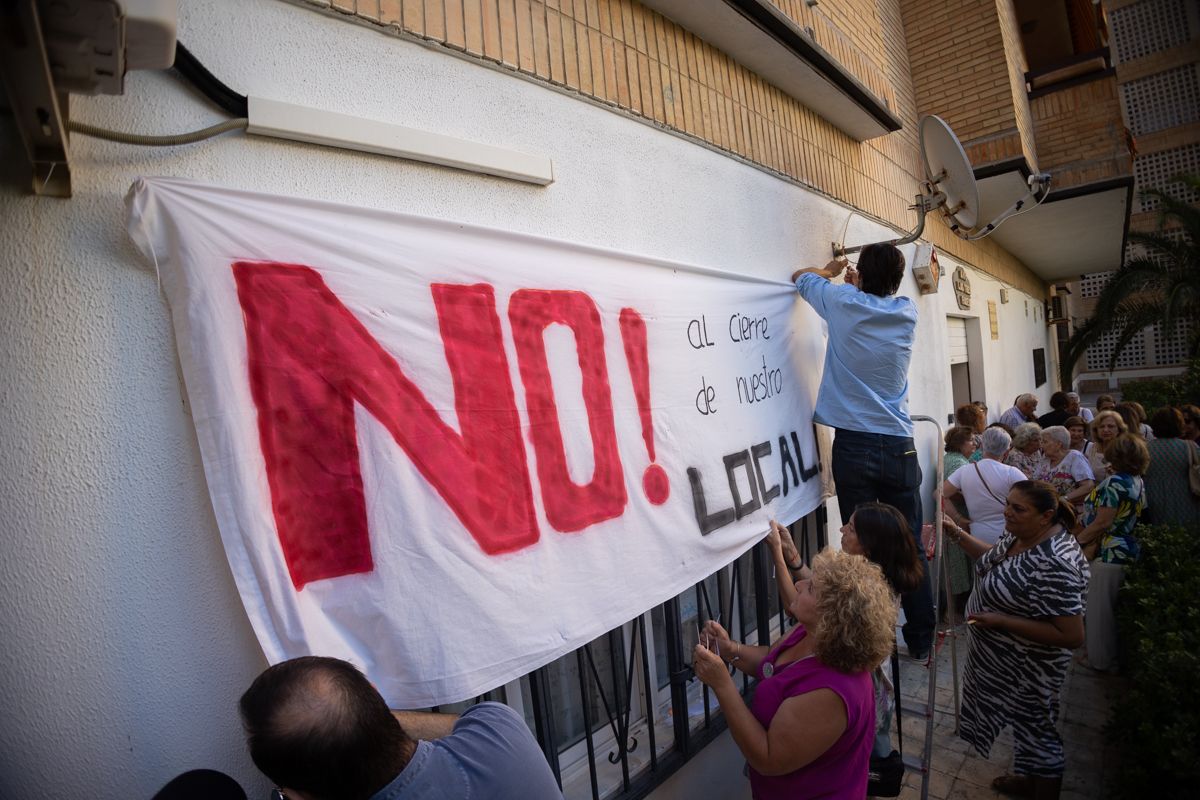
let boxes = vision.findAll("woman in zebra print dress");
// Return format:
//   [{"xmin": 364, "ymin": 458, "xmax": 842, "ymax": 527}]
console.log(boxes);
[{"xmin": 941, "ymin": 480, "xmax": 1088, "ymax": 799}]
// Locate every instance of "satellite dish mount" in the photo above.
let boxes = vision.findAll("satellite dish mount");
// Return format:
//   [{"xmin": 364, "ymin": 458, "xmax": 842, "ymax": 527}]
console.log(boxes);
[{"xmin": 832, "ymin": 115, "xmax": 1050, "ymax": 257}]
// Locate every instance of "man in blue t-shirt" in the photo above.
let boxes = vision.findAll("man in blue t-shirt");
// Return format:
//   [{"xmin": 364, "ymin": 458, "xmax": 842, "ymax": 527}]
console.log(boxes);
[
  {"xmin": 240, "ymin": 656, "xmax": 563, "ymax": 800},
  {"xmin": 792, "ymin": 244, "xmax": 934, "ymax": 659}
]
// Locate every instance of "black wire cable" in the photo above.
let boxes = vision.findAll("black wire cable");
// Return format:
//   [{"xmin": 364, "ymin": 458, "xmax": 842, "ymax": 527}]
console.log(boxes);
[{"xmin": 171, "ymin": 41, "xmax": 248, "ymax": 118}]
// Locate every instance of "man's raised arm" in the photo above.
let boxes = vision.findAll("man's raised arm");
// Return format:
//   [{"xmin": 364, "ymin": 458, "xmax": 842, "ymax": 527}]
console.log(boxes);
[{"xmin": 791, "ymin": 257, "xmax": 848, "ymax": 284}]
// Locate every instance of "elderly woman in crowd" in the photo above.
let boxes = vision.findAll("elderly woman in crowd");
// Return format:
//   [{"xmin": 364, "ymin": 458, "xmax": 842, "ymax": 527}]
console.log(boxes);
[
  {"xmin": 695, "ymin": 549, "xmax": 895, "ymax": 800},
  {"xmin": 1144, "ymin": 407, "xmax": 1200, "ymax": 527},
  {"xmin": 1087, "ymin": 410, "xmax": 1127, "ymax": 479},
  {"xmin": 1115, "ymin": 403, "xmax": 1152, "ymax": 440},
  {"xmin": 1005, "ymin": 422, "xmax": 1046, "ymax": 478},
  {"xmin": 1180, "ymin": 404, "xmax": 1200, "ymax": 443},
  {"xmin": 1129, "ymin": 402, "xmax": 1154, "ymax": 440},
  {"xmin": 1075, "ymin": 433, "xmax": 1148, "ymax": 673},
  {"xmin": 956, "ymin": 404, "xmax": 987, "ymax": 460},
  {"xmin": 1034, "ymin": 426, "xmax": 1095, "ymax": 507},
  {"xmin": 944, "ymin": 427, "xmax": 1028, "ymax": 546},
  {"xmin": 944, "ymin": 425, "xmax": 978, "ymax": 475},
  {"xmin": 942, "ymin": 481, "xmax": 1088, "ymax": 800},
  {"xmin": 1065, "ymin": 415, "xmax": 1089, "ymax": 454}
]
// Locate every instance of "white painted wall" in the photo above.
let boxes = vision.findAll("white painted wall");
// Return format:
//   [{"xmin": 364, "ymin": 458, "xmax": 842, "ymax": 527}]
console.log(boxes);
[{"xmin": 0, "ymin": 1, "xmax": 1058, "ymax": 797}]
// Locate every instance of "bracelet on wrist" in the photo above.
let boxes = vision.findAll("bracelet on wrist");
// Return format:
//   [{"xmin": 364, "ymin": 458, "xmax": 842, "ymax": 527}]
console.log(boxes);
[{"xmin": 730, "ymin": 641, "xmax": 741, "ymax": 663}]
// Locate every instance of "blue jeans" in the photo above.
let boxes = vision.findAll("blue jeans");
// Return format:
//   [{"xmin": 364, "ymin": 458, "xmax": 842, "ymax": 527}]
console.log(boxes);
[{"xmin": 831, "ymin": 429, "xmax": 935, "ymax": 654}]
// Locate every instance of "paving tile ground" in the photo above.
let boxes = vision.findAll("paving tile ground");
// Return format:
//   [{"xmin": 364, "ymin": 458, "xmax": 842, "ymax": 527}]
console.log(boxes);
[{"xmin": 880, "ymin": 622, "xmax": 1123, "ymax": 799}]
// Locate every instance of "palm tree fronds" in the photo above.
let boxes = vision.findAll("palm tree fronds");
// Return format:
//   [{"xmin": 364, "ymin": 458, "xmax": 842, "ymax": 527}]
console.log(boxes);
[{"xmin": 1059, "ymin": 174, "xmax": 1200, "ymax": 380}]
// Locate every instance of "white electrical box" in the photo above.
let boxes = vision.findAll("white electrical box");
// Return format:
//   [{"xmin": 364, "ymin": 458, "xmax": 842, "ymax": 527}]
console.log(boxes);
[
  {"xmin": 911, "ymin": 243, "xmax": 940, "ymax": 296},
  {"xmin": 39, "ymin": 0, "xmax": 177, "ymax": 95}
]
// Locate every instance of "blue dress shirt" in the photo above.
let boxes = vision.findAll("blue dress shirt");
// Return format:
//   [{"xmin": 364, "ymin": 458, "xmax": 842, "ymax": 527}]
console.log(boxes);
[{"xmin": 795, "ymin": 273, "xmax": 917, "ymax": 437}]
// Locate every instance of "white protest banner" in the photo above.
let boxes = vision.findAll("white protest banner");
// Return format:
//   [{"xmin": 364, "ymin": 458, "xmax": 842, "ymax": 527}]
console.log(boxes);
[{"xmin": 126, "ymin": 177, "xmax": 823, "ymax": 705}]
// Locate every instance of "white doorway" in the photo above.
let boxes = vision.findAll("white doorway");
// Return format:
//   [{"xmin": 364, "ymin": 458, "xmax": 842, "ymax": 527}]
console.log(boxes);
[{"xmin": 947, "ymin": 316, "xmax": 984, "ymax": 419}]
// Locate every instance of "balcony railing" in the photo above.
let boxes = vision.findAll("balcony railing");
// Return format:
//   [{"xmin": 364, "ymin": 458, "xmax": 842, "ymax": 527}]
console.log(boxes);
[
  {"xmin": 1026, "ymin": 47, "xmax": 1114, "ymax": 99},
  {"xmin": 429, "ymin": 505, "xmax": 829, "ymax": 799}
]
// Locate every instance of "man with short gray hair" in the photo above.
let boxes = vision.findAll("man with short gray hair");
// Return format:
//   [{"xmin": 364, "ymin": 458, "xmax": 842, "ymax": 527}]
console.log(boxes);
[
  {"xmin": 1000, "ymin": 394, "xmax": 1038, "ymax": 430},
  {"xmin": 1065, "ymin": 392, "xmax": 1093, "ymax": 423}
]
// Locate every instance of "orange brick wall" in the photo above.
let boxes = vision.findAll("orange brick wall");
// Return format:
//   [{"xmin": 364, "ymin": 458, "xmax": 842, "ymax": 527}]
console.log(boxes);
[
  {"xmin": 1031, "ymin": 76, "xmax": 1131, "ymax": 190},
  {"xmin": 995, "ymin": 0, "xmax": 1037, "ymax": 169},
  {"xmin": 303, "ymin": 0, "xmax": 1047, "ymax": 296},
  {"xmin": 900, "ymin": 0, "xmax": 1025, "ymax": 164}
]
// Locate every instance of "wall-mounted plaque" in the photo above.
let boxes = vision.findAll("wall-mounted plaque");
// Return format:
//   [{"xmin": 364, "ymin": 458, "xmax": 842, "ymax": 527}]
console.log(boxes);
[{"xmin": 953, "ymin": 266, "xmax": 971, "ymax": 310}]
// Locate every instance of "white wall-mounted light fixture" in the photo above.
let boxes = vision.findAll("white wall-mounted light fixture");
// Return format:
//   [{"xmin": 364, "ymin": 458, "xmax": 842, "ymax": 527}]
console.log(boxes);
[{"xmin": 245, "ymin": 98, "xmax": 555, "ymax": 186}]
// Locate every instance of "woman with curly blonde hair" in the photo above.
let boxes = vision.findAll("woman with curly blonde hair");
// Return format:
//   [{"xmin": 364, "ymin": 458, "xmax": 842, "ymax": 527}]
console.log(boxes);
[{"xmin": 693, "ymin": 549, "xmax": 895, "ymax": 799}]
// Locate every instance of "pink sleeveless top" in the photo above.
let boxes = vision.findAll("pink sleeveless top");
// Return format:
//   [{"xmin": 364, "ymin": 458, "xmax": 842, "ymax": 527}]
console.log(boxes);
[{"xmin": 749, "ymin": 625, "xmax": 874, "ymax": 800}]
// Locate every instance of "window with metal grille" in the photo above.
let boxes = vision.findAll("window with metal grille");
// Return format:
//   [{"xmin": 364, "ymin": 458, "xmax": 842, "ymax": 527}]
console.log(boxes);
[
  {"xmin": 1079, "ymin": 271, "xmax": 1114, "ymax": 299},
  {"xmin": 1084, "ymin": 322, "xmax": 1148, "ymax": 371},
  {"xmin": 432, "ymin": 506, "xmax": 828, "ymax": 800},
  {"xmin": 1110, "ymin": 0, "xmax": 1193, "ymax": 64},
  {"xmin": 1125, "ymin": 227, "xmax": 1188, "ymax": 266},
  {"xmin": 1121, "ymin": 64, "xmax": 1200, "ymax": 136},
  {"xmin": 1152, "ymin": 317, "xmax": 1195, "ymax": 366},
  {"xmin": 1135, "ymin": 145, "xmax": 1200, "ymax": 212}
]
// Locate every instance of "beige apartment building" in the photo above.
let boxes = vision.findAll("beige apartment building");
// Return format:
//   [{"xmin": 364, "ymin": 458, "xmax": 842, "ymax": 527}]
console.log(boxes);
[
  {"xmin": 0, "ymin": 1, "xmax": 1135, "ymax": 797},
  {"xmin": 1065, "ymin": 0, "xmax": 1199, "ymax": 396}
]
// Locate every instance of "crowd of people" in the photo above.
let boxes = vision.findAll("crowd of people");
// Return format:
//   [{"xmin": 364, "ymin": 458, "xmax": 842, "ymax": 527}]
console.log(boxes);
[
  {"xmin": 932, "ymin": 390, "xmax": 1194, "ymax": 797},
  {"xmin": 696, "ymin": 391, "xmax": 1192, "ymax": 800}
]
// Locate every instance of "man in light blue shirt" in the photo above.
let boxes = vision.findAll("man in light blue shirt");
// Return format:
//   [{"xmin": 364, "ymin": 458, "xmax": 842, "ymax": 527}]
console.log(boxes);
[
  {"xmin": 1000, "ymin": 394, "xmax": 1039, "ymax": 430},
  {"xmin": 240, "ymin": 656, "xmax": 563, "ymax": 800},
  {"xmin": 792, "ymin": 244, "xmax": 934, "ymax": 659}
]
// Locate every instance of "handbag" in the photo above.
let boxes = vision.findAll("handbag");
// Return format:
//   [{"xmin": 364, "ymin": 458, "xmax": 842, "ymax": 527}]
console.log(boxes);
[
  {"xmin": 867, "ymin": 749, "xmax": 904, "ymax": 797},
  {"xmin": 868, "ymin": 650, "xmax": 905, "ymax": 797},
  {"xmin": 1188, "ymin": 441, "xmax": 1200, "ymax": 497},
  {"xmin": 973, "ymin": 462, "xmax": 1007, "ymax": 506}
]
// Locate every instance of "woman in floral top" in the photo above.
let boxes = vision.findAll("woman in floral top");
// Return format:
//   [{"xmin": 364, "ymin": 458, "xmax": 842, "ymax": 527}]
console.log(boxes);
[
  {"xmin": 1074, "ymin": 434, "xmax": 1148, "ymax": 672},
  {"xmin": 1005, "ymin": 423, "xmax": 1046, "ymax": 478},
  {"xmin": 1034, "ymin": 426, "xmax": 1095, "ymax": 508}
]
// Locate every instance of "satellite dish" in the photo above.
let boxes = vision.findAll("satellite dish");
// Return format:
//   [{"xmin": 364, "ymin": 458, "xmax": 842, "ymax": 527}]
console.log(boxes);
[
  {"xmin": 832, "ymin": 115, "xmax": 1051, "ymax": 257},
  {"xmin": 920, "ymin": 115, "xmax": 978, "ymax": 231}
]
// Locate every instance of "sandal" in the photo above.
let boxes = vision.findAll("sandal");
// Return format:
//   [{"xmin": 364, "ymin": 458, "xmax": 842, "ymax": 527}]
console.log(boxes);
[{"xmin": 991, "ymin": 775, "xmax": 1035, "ymax": 797}]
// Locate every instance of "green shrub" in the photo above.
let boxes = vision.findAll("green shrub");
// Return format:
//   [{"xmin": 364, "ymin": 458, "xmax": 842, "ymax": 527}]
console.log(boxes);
[
  {"xmin": 1119, "ymin": 377, "xmax": 1185, "ymax": 414},
  {"xmin": 1118, "ymin": 357, "xmax": 1200, "ymax": 414},
  {"xmin": 1110, "ymin": 523, "xmax": 1200, "ymax": 799}
]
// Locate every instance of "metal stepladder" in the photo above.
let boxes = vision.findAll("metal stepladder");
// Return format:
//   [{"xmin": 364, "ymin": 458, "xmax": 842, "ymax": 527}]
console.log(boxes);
[{"xmin": 892, "ymin": 415, "xmax": 964, "ymax": 800}]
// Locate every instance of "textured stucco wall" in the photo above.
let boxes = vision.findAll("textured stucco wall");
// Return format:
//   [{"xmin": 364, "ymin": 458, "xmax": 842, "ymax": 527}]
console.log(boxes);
[{"xmin": 0, "ymin": 1, "xmax": 1056, "ymax": 797}]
